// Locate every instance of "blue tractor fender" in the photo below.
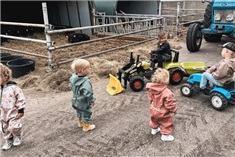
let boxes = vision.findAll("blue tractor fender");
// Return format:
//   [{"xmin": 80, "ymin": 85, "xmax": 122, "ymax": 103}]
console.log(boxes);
[
  {"xmin": 187, "ymin": 73, "xmax": 202, "ymax": 84},
  {"xmin": 210, "ymin": 86, "xmax": 231, "ymax": 99}
]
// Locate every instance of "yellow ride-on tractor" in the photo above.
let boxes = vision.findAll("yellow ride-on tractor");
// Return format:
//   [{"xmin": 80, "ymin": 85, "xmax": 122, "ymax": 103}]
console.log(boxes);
[{"xmin": 107, "ymin": 49, "xmax": 206, "ymax": 95}]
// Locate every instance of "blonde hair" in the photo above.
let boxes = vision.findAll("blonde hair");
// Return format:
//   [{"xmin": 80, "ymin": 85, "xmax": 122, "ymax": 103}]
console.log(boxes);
[
  {"xmin": 151, "ymin": 68, "xmax": 169, "ymax": 85},
  {"xmin": 158, "ymin": 31, "xmax": 167, "ymax": 39},
  {"xmin": 71, "ymin": 58, "xmax": 90, "ymax": 73},
  {"xmin": 0, "ymin": 63, "xmax": 12, "ymax": 82}
]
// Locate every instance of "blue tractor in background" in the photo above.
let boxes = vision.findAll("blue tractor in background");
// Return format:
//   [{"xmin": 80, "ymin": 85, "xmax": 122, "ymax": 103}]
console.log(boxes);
[
  {"xmin": 180, "ymin": 73, "xmax": 235, "ymax": 111},
  {"xmin": 186, "ymin": 0, "xmax": 235, "ymax": 52}
]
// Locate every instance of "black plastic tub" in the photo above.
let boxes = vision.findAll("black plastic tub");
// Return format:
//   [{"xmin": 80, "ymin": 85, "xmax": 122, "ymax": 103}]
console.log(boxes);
[
  {"xmin": 7, "ymin": 58, "xmax": 35, "ymax": 78},
  {"xmin": 1, "ymin": 55, "xmax": 24, "ymax": 65},
  {"xmin": 0, "ymin": 53, "xmax": 11, "ymax": 59}
]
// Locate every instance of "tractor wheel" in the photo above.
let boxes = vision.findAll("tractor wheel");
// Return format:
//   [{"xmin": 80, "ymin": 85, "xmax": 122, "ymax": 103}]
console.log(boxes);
[
  {"xmin": 129, "ymin": 76, "xmax": 145, "ymax": 92},
  {"xmin": 169, "ymin": 68, "xmax": 184, "ymax": 85},
  {"xmin": 186, "ymin": 23, "xmax": 202, "ymax": 52},
  {"xmin": 203, "ymin": 3, "xmax": 212, "ymax": 28},
  {"xmin": 210, "ymin": 92, "xmax": 227, "ymax": 111},
  {"xmin": 180, "ymin": 83, "xmax": 194, "ymax": 97},
  {"xmin": 203, "ymin": 3, "xmax": 222, "ymax": 42}
]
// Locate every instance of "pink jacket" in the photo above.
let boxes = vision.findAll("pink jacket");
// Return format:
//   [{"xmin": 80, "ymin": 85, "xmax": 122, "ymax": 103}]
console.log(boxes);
[
  {"xmin": 146, "ymin": 83, "xmax": 177, "ymax": 115},
  {"xmin": 0, "ymin": 83, "xmax": 25, "ymax": 122}
]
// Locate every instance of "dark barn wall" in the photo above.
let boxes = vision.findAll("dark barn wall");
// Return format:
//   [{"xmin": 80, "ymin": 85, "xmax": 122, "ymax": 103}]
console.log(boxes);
[
  {"xmin": 1, "ymin": 1, "xmax": 92, "ymax": 34},
  {"xmin": 1, "ymin": 1, "xmax": 44, "ymax": 23}
]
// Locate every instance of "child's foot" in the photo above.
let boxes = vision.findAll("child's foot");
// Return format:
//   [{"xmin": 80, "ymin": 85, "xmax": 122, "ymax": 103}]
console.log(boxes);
[
  {"xmin": 161, "ymin": 135, "xmax": 174, "ymax": 141},
  {"xmin": 77, "ymin": 118, "xmax": 83, "ymax": 128},
  {"xmin": 2, "ymin": 139, "xmax": 13, "ymax": 150},
  {"xmin": 82, "ymin": 122, "xmax": 95, "ymax": 132},
  {"xmin": 151, "ymin": 127, "xmax": 160, "ymax": 135},
  {"xmin": 13, "ymin": 136, "xmax": 22, "ymax": 146}
]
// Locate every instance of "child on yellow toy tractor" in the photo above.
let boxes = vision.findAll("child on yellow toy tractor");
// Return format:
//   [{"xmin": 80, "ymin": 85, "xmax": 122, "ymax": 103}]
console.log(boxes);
[
  {"xmin": 150, "ymin": 31, "xmax": 172, "ymax": 68},
  {"xmin": 106, "ymin": 33, "xmax": 207, "ymax": 95}
]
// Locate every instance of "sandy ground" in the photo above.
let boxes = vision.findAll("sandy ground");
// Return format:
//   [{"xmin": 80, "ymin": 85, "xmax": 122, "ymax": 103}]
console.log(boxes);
[{"xmin": 1, "ymin": 34, "xmax": 235, "ymax": 157}]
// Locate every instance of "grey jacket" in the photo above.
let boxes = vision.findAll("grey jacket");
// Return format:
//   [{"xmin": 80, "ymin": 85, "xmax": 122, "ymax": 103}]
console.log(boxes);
[
  {"xmin": 70, "ymin": 73, "xmax": 95, "ymax": 111},
  {"xmin": 208, "ymin": 58, "xmax": 235, "ymax": 85}
]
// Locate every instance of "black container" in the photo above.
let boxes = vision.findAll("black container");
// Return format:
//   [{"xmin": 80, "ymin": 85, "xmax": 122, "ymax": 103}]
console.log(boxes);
[
  {"xmin": 0, "ymin": 53, "xmax": 11, "ymax": 59},
  {"xmin": 7, "ymin": 58, "xmax": 35, "ymax": 78},
  {"xmin": 0, "ymin": 55, "xmax": 23, "ymax": 65}
]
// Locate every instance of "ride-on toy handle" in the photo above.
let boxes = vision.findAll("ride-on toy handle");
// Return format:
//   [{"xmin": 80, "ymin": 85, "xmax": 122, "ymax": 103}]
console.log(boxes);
[{"xmin": 106, "ymin": 74, "xmax": 125, "ymax": 96}]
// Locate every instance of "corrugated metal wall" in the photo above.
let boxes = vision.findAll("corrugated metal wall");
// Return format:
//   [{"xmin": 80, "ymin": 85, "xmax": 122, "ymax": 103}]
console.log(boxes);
[
  {"xmin": 93, "ymin": 0, "xmax": 118, "ymax": 15},
  {"xmin": 47, "ymin": 1, "xmax": 92, "ymax": 34}
]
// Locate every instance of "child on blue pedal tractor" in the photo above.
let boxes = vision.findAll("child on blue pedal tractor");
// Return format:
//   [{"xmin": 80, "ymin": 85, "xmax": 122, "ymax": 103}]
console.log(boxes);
[{"xmin": 181, "ymin": 42, "xmax": 235, "ymax": 111}]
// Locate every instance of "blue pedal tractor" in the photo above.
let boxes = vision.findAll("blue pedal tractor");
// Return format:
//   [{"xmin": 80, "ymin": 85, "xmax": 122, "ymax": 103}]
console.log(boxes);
[{"xmin": 180, "ymin": 73, "xmax": 235, "ymax": 111}]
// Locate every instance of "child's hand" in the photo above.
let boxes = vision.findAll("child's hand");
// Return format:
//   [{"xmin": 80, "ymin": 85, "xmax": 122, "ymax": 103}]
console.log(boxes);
[
  {"xmin": 90, "ymin": 102, "xmax": 95, "ymax": 107},
  {"xmin": 15, "ymin": 113, "xmax": 24, "ymax": 119}
]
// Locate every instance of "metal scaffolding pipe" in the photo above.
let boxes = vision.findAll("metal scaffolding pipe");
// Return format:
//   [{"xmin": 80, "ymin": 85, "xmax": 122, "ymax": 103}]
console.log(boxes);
[
  {"xmin": 47, "ymin": 18, "xmax": 163, "ymax": 34},
  {"xmin": 0, "ymin": 47, "xmax": 48, "ymax": 59},
  {"xmin": 42, "ymin": 2, "xmax": 53, "ymax": 67},
  {"xmin": 53, "ymin": 37, "xmax": 158, "ymax": 67},
  {"xmin": 0, "ymin": 34, "xmax": 47, "ymax": 44},
  {"xmin": 54, "ymin": 26, "xmax": 162, "ymax": 50},
  {"xmin": 179, "ymin": 19, "xmax": 203, "ymax": 25},
  {"xmin": 0, "ymin": 21, "xmax": 46, "ymax": 28}
]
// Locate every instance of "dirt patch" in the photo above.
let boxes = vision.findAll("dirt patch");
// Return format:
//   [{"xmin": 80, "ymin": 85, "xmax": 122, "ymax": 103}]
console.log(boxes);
[{"xmin": 1, "ymin": 33, "xmax": 235, "ymax": 157}]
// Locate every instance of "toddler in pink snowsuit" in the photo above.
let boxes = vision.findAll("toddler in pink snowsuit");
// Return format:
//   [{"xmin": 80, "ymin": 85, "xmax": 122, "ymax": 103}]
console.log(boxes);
[
  {"xmin": 0, "ymin": 63, "xmax": 25, "ymax": 150},
  {"xmin": 146, "ymin": 68, "xmax": 177, "ymax": 141}
]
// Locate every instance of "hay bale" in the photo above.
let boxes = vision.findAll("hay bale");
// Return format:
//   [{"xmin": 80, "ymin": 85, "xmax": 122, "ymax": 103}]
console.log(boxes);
[
  {"xmin": 19, "ymin": 76, "xmax": 40, "ymax": 89},
  {"xmin": 38, "ymin": 69, "xmax": 72, "ymax": 92},
  {"xmin": 88, "ymin": 58, "xmax": 120, "ymax": 77}
]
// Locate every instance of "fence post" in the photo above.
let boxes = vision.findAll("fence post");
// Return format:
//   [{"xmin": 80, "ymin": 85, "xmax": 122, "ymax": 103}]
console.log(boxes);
[
  {"xmin": 158, "ymin": 1, "xmax": 162, "ymax": 16},
  {"xmin": 176, "ymin": 2, "xmax": 181, "ymax": 36},
  {"xmin": 42, "ymin": 2, "xmax": 54, "ymax": 68}
]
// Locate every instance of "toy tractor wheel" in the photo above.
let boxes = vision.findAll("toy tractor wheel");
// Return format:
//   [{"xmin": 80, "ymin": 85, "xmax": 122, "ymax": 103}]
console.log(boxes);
[
  {"xmin": 186, "ymin": 23, "xmax": 202, "ymax": 52},
  {"xmin": 210, "ymin": 92, "xmax": 227, "ymax": 111},
  {"xmin": 180, "ymin": 83, "xmax": 194, "ymax": 97},
  {"xmin": 169, "ymin": 68, "xmax": 184, "ymax": 85},
  {"xmin": 129, "ymin": 76, "xmax": 145, "ymax": 92}
]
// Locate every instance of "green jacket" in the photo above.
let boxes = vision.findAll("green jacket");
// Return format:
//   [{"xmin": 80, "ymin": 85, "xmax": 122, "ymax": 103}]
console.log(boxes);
[{"xmin": 70, "ymin": 73, "xmax": 95, "ymax": 111}]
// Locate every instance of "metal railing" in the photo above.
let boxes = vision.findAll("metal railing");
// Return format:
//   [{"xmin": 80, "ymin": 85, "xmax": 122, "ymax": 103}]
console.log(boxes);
[
  {"xmin": 0, "ymin": 2, "xmax": 165, "ymax": 68},
  {"xmin": 93, "ymin": 10, "xmax": 165, "ymax": 37},
  {"xmin": 159, "ymin": 0, "xmax": 206, "ymax": 35}
]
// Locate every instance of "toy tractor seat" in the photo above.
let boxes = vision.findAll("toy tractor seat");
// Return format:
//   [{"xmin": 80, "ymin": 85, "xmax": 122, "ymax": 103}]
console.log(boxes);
[
  {"xmin": 150, "ymin": 49, "xmax": 179, "ymax": 63},
  {"xmin": 171, "ymin": 49, "xmax": 179, "ymax": 62},
  {"xmin": 223, "ymin": 81, "xmax": 234, "ymax": 90}
]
